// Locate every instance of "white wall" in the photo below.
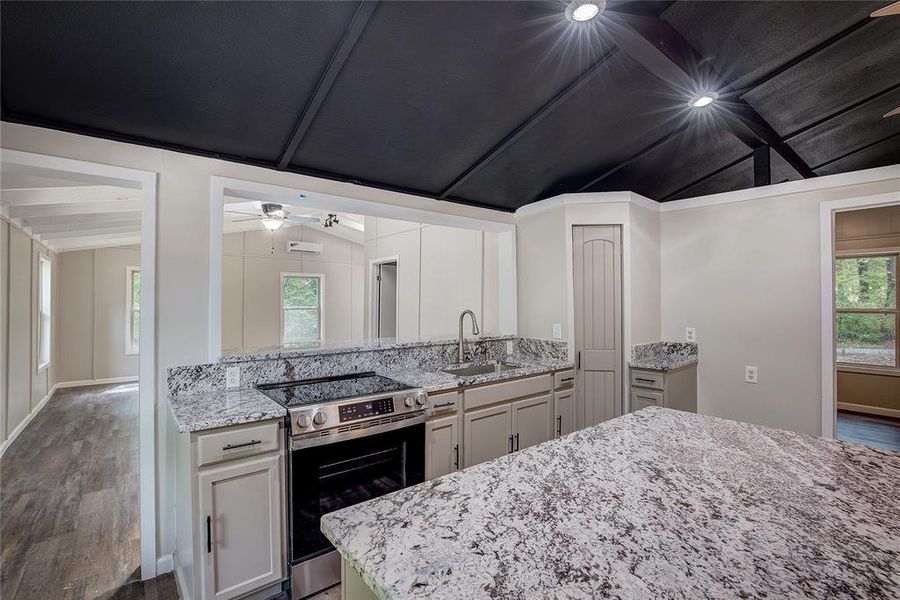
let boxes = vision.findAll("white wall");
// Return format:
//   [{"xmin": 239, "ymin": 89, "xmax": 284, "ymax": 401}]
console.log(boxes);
[
  {"xmin": 221, "ymin": 225, "xmax": 364, "ymax": 351},
  {"xmin": 0, "ymin": 121, "xmax": 514, "ymax": 571},
  {"xmin": 363, "ymin": 217, "xmax": 500, "ymax": 339},
  {"xmin": 56, "ymin": 246, "xmax": 141, "ymax": 382},
  {"xmin": 660, "ymin": 177, "xmax": 900, "ymax": 435},
  {"xmin": 0, "ymin": 217, "xmax": 58, "ymax": 447},
  {"xmin": 515, "ymin": 206, "xmax": 568, "ymax": 340}
]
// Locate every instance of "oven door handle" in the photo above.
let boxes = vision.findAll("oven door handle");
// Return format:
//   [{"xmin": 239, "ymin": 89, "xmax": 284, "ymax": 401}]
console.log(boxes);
[{"xmin": 290, "ymin": 412, "xmax": 427, "ymax": 450}]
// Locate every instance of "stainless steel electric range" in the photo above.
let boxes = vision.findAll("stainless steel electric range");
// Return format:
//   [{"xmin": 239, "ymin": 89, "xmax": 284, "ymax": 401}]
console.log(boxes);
[{"xmin": 257, "ymin": 372, "xmax": 428, "ymax": 599}]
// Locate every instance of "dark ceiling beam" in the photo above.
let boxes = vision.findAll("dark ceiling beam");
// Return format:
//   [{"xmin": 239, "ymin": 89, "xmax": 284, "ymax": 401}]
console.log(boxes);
[
  {"xmin": 575, "ymin": 122, "xmax": 691, "ymax": 192},
  {"xmin": 753, "ymin": 145, "xmax": 771, "ymax": 187},
  {"xmin": 276, "ymin": 0, "xmax": 379, "ymax": 170},
  {"xmin": 601, "ymin": 11, "xmax": 816, "ymax": 179},
  {"xmin": 438, "ymin": 46, "xmax": 619, "ymax": 200},
  {"xmin": 782, "ymin": 83, "xmax": 900, "ymax": 142},
  {"xmin": 658, "ymin": 152, "xmax": 751, "ymax": 201},
  {"xmin": 810, "ymin": 130, "xmax": 900, "ymax": 172}
]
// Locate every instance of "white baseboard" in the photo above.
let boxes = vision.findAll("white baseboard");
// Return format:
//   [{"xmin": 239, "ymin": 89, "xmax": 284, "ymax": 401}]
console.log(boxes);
[
  {"xmin": 173, "ymin": 554, "xmax": 192, "ymax": 600},
  {"xmin": 156, "ymin": 553, "xmax": 174, "ymax": 576},
  {"xmin": 56, "ymin": 375, "xmax": 139, "ymax": 389},
  {"xmin": 837, "ymin": 402, "xmax": 900, "ymax": 420},
  {"xmin": 0, "ymin": 383, "xmax": 58, "ymax": 459}
]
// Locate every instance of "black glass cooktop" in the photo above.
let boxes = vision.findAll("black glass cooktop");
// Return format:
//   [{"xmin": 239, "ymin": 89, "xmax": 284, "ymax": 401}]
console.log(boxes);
[{"xmin": 257, "ymin": 372, "xmax": 413, "ymax": 408}]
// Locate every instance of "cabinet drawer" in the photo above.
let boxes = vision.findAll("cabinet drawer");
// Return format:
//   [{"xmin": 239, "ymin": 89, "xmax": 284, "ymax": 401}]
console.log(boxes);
[
  {"xmin": 196, "ymin": 420, "xmax": 280, "ymax": 467},
  {"xmin": 631, "ymin": 389, "xmax": 663, "ymax": 411},
  {"xmin": 463, "ymin": 374, "xmax": 551, "ymax": 411},
  {"xmin": 429, "ymin": 390, "xmax": 459, "ymax": 415},
  {"xmin": 553, "ymin": 369, "xmax": 576, "ymax": 389},
  {"xmin": 631, "ymin": 369, "xmax": 664, "ymax": 390}
]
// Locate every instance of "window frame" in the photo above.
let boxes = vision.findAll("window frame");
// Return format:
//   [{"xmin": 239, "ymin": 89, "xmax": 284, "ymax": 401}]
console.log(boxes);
[
  {"xmin": 126, "ymin": 265, "xmax": 141, "ymax": 356},
  {"xmin": 834, "ymin": 251, "xmax": 899, "ymax": 372},
  {"xmin": 36, "ymin": 253, "xmax": 52, "ymax": 373},
  {"xmin": 279, "ymin": 272, "xmax": 324, "ymax": 345}
]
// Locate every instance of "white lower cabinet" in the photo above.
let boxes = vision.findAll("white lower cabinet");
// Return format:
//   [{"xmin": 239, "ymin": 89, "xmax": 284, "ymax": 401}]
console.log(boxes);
[
  {"xmin": 198, "ymin": 452, "xmax": 283, "ymax": 600},
  {"xmin": 553, "ymin": 390, "xmax": 575, "ymax": 438},
  {"xmin": 464, "ymin": 403, "xmax": 513, "ymax": 467},
  {"xmin": 425, "ymin": 414, "xmax": 460, "ymax": 480},
  {"xmin": 511, "ymin": 394, "xmax": 553, "ymax": 451}
]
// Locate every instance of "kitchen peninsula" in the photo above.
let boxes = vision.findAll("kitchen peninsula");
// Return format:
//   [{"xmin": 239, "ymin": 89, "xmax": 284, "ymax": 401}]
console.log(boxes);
[{"xmin": 322, "ymin": 407, "xmax": 900, "ymax": 599}]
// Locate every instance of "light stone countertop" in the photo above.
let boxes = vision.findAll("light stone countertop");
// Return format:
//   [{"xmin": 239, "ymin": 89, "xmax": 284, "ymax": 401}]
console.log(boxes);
[
  {"xmin": 169, "ymin": 355, "xmax": 574, "ymax": 433},
  {"xmin": 629, "ymin": 341, "xmax": 698, "ymax": 371},
  {"xmin": 321, "ymin": 407, "xmax": 900, "ymax": 600}
]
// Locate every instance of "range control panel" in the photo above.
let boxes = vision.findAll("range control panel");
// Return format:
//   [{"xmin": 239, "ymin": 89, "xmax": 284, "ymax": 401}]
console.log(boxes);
[{"xmin": 338, "ymin": 397, "xmax": 396, "ymax": 423}]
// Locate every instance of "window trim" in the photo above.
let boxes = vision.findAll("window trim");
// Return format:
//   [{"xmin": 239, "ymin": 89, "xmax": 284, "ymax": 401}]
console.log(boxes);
[
  {"xmin": 126, "ymin": 265, "xmax": 141, "ymax": 356},
  {"xmin": 36, "ymin": 253, "xmax": 52, "ymax": 373},
  {"xmin": 279, "ymin": 272, "xmax": 324, "ymax": 345},
  {"xmin": 834, "ymin": 252, "xmax": 899, "ymax": 372}
]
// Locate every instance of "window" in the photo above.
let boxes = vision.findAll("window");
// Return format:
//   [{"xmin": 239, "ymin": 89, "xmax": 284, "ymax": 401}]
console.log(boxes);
[
  {"xmin": 835, "ymin": 254, "xmax": 898, "ymax": 368},
  {"xmin": 126, "ymin": 266, "xmax": 141, "ymax": 355},
  {"xmin": 281, "ymin": 273, "xmax": 322, "ymax": 344},
  {"xmin": 37, "ymin": 255, "xmax": 52, "ymax": 371}
]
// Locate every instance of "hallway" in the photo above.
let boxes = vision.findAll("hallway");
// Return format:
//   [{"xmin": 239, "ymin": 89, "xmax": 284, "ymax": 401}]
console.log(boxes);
[{"xmin": 0, "ymin": 382, "xmax": 174, "ymax": 599}]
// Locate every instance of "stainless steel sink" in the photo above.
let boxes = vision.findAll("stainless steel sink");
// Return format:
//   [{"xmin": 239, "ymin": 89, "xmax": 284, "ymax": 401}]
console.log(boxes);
[{"xmin": 442, "ymin": 361, "xmax": 521, "ymax": 377}]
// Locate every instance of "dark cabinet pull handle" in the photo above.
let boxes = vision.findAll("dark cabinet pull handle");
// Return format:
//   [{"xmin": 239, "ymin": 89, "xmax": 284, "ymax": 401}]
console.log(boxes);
[
  {"xmin": 635, "ymin": 378, "xmax": 655, "ymax": 384},
  {"xmin": 206, "ymin": 516, "xmax": 212, "ymax": 553},
  {"xmin": 576, "ymin": 351, "xmax": 581, "ymax": 370},
  {"xmin": 222, "ymin": 439, "xmax": 262, "ymax": 451},
  {"xmin": 561, "ymin": 377, "xmax": 574, "ymax": 383},
  {"xmin": 508, "ymin": 435, "xmax": 514, "ymax": 453},
  {"xmin": 556, "ymin": 415, "xmax": 562, "ymax": 437},
  {"xmin": 514, "ymin": 433, "xmax": 520, "ymax": 451},
  {"xmin": 453, "ymin": 444, "xmax": 459, "ymax": 469}
]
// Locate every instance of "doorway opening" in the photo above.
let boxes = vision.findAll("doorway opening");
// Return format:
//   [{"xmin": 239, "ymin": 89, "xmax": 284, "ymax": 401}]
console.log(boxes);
[
  {"xmin": 0, "ymin": 149, "xmax": 158, "ymax": 591},
  {"xmin": 372, "ymin": 259, "xmax": 398, "ymax": 339}
]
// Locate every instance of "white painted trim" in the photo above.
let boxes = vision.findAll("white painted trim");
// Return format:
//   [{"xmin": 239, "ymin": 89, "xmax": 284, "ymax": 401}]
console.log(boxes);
[
  {"xmin": 0, "ymin": 149, "xmax": 160, "ymax": 581},
  {"xmin": 55, "ymin": 376, "xmax": 139, "ymax": 389},
  {"xmin": 156, "ymin": 553, "xmax": 174, "ymax": 575},
  {"xmin": 837, "ymin": 402, "xmax": 900, "ymax": 420},
  {"xmin": 279, "ymin": 272, "xmax": 325, "ymax": 344},
  {"xmin": 517, "ymin": 191, "xmax": 658, "ymax": 217},
  {"xmin": 819, "ymin": 192, "xmax": 900, "ymax": 439},
  {"xmin": 36, "ymin": 253, "xmax": 52, "ymax": 372},
  {"xmin": 661, "ymin": 164, "xmax": 900, "ymax": 212},
  {"xmin": 125, "ymin": 265, "xmax": 141, "ymax": 356},
  {"xmin": 367, "ymin": 256, "xmax": 400, "ymax": 339},
  {"xmin": 0, "ymin": 383, "xmax": 57, "ymax": 459}
]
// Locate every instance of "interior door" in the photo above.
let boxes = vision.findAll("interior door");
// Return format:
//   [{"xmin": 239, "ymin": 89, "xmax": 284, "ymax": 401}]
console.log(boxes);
[
  {"xmin": 511, "ymin": 394, "xmax": 553, "ymax": 450},
  {"xmin": 573, "ymin": 225, "xmax": 622, "ymax": 428},
  {"xmin": 199, "ymin": 453, "xmax": 282, "ymax": 600},
  {"xmin": 463, "ymin": 403, "xmax": 512, "ymax": 467},
  {"xmin": 376, "ymin": 262, "xmax": 397, "ymax": 338}
]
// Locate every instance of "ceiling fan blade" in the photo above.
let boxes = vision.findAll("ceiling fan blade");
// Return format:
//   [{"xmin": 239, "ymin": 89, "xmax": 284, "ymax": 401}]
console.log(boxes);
[
  {"xmin": 883, "ymin": 106, "xmax": 900, "ymax": 118},
  {"xmin": 225, "ymin": 209, "xmax": 263, "ymax": 217},
  {"xmin": 229, "ymin": 217, "xmax": 261, "ymax": 223},
  {"xmin": 871, "ymin": 1, "xmax": 900, "ymax": 17},
  {"xmin": 285, "ymin": 215, "xmax": 320, "ymax": 223}
]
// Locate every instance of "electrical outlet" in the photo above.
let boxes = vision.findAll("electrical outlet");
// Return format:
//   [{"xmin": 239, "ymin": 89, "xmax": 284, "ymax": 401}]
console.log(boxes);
[
  {"xmin": 745, "ymin": 366, "xmax": 758, "ymax": 384},
  {"xmin": 685, "ymin": 327, "xmax": 696, "ymax": 342},
  {"xmin": 225, "ymin": 366, "xmax": 240, "ymax": 389},
  {"xmin": 552, "ymin": 323, "xmax": 562, "ymax": 339},
  {"xmin": 506, "ymin": 340, "xmax": 514, "ymax": 355}
]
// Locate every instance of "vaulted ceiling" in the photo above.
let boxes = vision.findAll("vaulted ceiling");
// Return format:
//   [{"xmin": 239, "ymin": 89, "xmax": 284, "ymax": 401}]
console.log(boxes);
[{"xmin": 2, "ymin": 1, "xmax": 898, "ymax": 212}]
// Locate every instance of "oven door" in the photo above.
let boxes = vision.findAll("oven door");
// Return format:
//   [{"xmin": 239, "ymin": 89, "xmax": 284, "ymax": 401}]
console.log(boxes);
[{"xmin": 290, "ymin": 422, "xmax": 425, "ymax": 565}]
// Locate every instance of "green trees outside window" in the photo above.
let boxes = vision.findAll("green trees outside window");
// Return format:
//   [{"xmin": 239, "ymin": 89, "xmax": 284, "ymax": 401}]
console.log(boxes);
[{"xmin": 835, "ymin": 255, "xmax": 897, "ymax": 367}]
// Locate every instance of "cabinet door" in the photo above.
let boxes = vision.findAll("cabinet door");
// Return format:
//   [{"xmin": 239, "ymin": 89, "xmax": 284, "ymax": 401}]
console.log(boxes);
[
  {"xmin": 631, "ymin": 389, "xmax": 663, "ymax": 412},
  {"xmin": 463, "ymin": 404, "xmax": 512, "ymax": 468},
  {"xmin": 425, "ymin": 415, "xmax": 460, "ymax": 480},
  {"xmin": 554, "ymin": 391, "xmax": 575, "ymax": 438},
  {"xmin": 199, "ymin": 452, "xmax": 283, "ymax": 600},
  {"xmin": 511, "ymin": 394, "xmax": 553, "ymax": 451}
]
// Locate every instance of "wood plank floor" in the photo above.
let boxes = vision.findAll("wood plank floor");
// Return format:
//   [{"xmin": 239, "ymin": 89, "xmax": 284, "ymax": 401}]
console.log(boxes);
[
  {"xmin": 0, "ymin": 382, "xmax": 178, "ymax": 599},
  {"xmin": 837, "ymin": 410, "xmax": 900, "ymax": 452}
]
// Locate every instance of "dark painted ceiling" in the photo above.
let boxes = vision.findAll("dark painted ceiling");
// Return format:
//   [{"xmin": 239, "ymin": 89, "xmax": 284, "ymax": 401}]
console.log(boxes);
[{"xmin": 2, "ymin": 1, "xmax": 898, "ymax": 211}]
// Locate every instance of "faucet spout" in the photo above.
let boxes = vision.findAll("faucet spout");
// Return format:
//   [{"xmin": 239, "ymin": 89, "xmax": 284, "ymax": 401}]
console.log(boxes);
[{"xmin": 458, "ymin": 309, "xmax": 480, "ymax": 363}]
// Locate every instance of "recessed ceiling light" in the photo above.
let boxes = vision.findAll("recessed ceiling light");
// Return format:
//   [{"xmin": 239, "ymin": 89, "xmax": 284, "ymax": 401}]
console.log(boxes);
[
  {"xmin": 566, "ymin": 0, "xmax": 605, "ymax": 22},
  {"xmin": 689, "ymin": 93, "xmax": 718, "ymax": 108}
]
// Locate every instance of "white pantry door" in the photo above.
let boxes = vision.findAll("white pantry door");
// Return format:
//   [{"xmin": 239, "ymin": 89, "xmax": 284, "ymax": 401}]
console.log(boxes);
[{"xmin": 572, "ymin": 225, "xmax": 622, "ymax": 428}]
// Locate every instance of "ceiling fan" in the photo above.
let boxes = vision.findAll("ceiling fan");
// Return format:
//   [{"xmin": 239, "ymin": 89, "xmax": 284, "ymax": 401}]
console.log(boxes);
[
  {"xmin": 872, "ymin": 2, "xmax": 900, "ymax": 117},
  {"xmin": 226, "ymin": 202, "xmax": 320, "ymax": 231}
]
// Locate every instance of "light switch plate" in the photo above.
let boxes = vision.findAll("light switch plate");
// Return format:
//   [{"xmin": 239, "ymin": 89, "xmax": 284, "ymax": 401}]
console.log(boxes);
[
  {"xmin": 225, "ymin": 366, "xmax": 240, "ymax": 389},
  {"xmin": 745, "ymin": 366, "xmax": 758, "ymax": 384},
  {"xmin": 506, "ymin": 341, "xmax": 514, "ymax": 354},
  {"xmin": 685, "ymin": 327, "xmax": 696, "ymax": 342},
  {"xmin": 552, "ymin": 323, "xmax": 562, "ymax": 339}
]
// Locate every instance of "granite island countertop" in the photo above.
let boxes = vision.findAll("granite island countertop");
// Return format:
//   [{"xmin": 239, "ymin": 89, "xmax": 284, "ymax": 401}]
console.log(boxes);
[
  {"xmin": 169, "ymin": 354, "xmax": 574, "ymax": 433},
  {"xmin": 321, "ymin": 407, "xmax": 900, "ymax": 600}
]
